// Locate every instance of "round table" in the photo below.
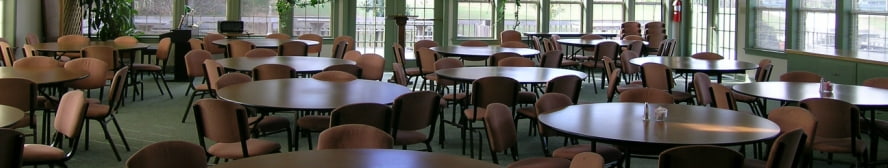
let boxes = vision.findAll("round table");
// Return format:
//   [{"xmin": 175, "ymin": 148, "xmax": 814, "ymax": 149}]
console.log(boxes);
[
  {"xmin": 538, "ymin": 102, "xmax": 780, "ymax": 146},
  {"xmin": 0, "ymin": 67, "xmax": 89, "ymax": 84},
  {"xmin": 31, "ymin": 41, "xmax": 151, "ymax": 52},
  {"xmin": 557, "ymin": 39, "xmax": 647, "ymax": 47},
  {"xmin": 212, "ymin": 149, "xmax": 501, "ymax": 168},
  {"xmin": 429, "ymin": 46, "xmax": 540, "ymax": 59},
  {"xmin": 630, "ymin": 56, "xmax": 759, "ymax": 83},
  {"xmin": 0, "ymin": 105, "xmax": 24, "ymax": 128},
  {"xmin": 216, "ymin": 56, "xmax": 355, "ymax": 73},
  {"xmin": 212, "ymin": 38, "xmax": 320, "ymax": 48},
  {"xmin": 435, "ymin": 67, "xmax": 587, "ymax": 84},
  {"xmin": 216, "ymin": 78, "xmax": 411, "ymax": 110},
  {"xmin": 732, "ymin": 82, "xmax": 888, "ymax": 108}
]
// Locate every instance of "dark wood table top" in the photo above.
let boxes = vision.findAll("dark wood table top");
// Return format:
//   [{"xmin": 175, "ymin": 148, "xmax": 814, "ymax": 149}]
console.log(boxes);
[
  {"xmin": 32, "ymin": 41, "xmax": 150, "ymax": 52},
  {"xmin": 523, "ymin": 32, "xmax": 619, "ymax": 38},
  {"xmin": 0, "ymin": 105, "xmax": 24, "ymax": 128},
  {"xmin": 732, "ymin": 81, "xmax": 888, "ymax": 107},
  {"xmin": 0, "ymin": 67, "xmax": 88, "ymax": 84},
  {"xmin": 217, "ymin": 78, "xmax": 411, "ymax": 110},
  {"xmin": 212, "ymin": 149, "xmax": 501, "ymax": 168},
  {"xmin": 629, "ymin": 56, "xmax": 759, "ymax": 74},
  {"xmin": 216, "ymin": 56, "xmax": 355, "ymax": 72},
  {"xmin": 538, "ymin": 103, "xmax": 780, "ymax": 146},
  {"xmin": 435, "ymin": 67, "xmax": 587, "ymax": 84},
  {"xmin": 557, "ymin": 39, "xmax": 647, "ymax": 47},
  {"xmin": 429, "ymin": 46, "xmax": 539, "ymax": 58},
  {"xmin": 211, "ymin": 38, "xmax": 320, "ymax": 48}
]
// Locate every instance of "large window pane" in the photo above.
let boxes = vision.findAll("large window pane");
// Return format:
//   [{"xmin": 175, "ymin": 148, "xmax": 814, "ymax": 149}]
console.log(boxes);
[
  {"xmin": 635, "ymin": 0, "xmax": 662, "ymax": 26},
  {"xmin": 189, "ymin": 0, "xmax": 226, "ymax": 36},
  {"xmin": 592, "ymin": 1, "xmax": 623, "ymax": 34},
  {"xmin": 504, "ymin": 0, "xmax": 539, "ymax": 33},
  {"xmin": 134, "ymin": 0, "xmax": 172, "ymax": 35},
  {"xmin": 800, "ymin": 0, "xmax": 836, "ymax": 51},
  {"xmin": 293, "ymin": 2, "xmax": 333, "ymax": 37},
  {"xmin": 753, "ymin": 0, "xmax": 786, "ymax": 50},
  {"xmin": 405, "ymin": 0, "xmax": 435, "ymax": 59},
  {"xmin": 356, "ymin": 0, "xmax": 386, "ymax": 54},
  {"xmin": 550, "ymin": 0, "xmax": 584, "ymax": 32},
  {"xmin": 689, "ymin": 0, "xmax": 709, "ymax": 53},
  {"xmin": 242, "ymin": 0, "xmax": 278, "ymax": 35},
  {"xmin": 457, "ymin": 0, "xmax": 493, "ymax": 38},
  {"xmin": 855, "ymin": 0, "xmax": 888, "ymax": 59}
]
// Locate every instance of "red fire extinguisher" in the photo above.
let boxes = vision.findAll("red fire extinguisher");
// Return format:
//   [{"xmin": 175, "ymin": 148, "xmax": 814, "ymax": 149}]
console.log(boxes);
[{"xmin": 672, "ymin": 0, "xmax": 682, "ymax": 22}]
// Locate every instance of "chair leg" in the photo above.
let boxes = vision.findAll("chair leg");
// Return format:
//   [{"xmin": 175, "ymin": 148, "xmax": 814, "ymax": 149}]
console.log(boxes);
[
  {"xmin": 156, "ymin": 71, "xmax": 173, "ymax": 99},
  {"xmin": 109, "ymin": 114, "xmax": 131, "ymax": 151},
  {"xmin": 182, "ymin": 91, "xmax": 204, "ymax": 123},
  {"xmin": 97, "ymin": 120, "xmax": 123, "ymax": 161}
]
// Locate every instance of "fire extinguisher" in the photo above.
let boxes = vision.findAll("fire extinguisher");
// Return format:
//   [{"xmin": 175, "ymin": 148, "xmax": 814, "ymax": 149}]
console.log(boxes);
[{"xmin": 672, "ymin": 0, "xmax": 682, "ymax": 22}]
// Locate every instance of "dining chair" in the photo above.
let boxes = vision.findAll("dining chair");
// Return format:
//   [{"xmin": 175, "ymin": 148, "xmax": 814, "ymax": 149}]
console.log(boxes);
[
  {"xmin": 132, "ymin": 37, "xmax": 174, "ymax": 100},
  {"xmin": 357, "ymin": 53, "xmax": 384, "ymax": 81},
  {"xmin": 569, "ymin": 152, "xmax": 605, "ymax": 168},
  {"xmin": 278, "ymin": 41, "xmax": 309, "ymax": 56},
  {"xmin": 64, "ymin": 58, "xmax": 110, "ymax": 103},
  {"xmin": 640, "ymin": 63, "xmax": 695, "ymax": 104},
  {"xmin": 83, "ymin": 67, "xmax": 131, "ymax": 161},
  {"xmin": 658, "ymin": 145, "xmax": 744, "ymax": 168},
  {"xmin": 744, "ymin": 128, "xmax": 808, "ymax": 168},
  {"xmin": 252, "ymin": 64, "xmax": 296, "ymax": 80},
  {"xmin": 332, "ymin": 35, "xmax": 356, "ymax": 51},
  {"xmin": 312, "ymin": 71, "xmax": 358, "ymax": 82},
  {"xmin": 862, "ymin": 77, "xmax": 888, "ymax": 89},
  {"xmin": 181, "ymin": 59, "xmax": 224, "ymax": 123},
  {"xmin": 125, "ymin": 141, "xmax": 208, "ymax": 168},
  {"xmin": 323, "ymin": 64, "xmax": 362, "ymax": 78},
  {"xmin": 432, "ymin": 58, "xmax": 468, "ymax": 146},
  {"xmin": 182, "ymin": 50, "xmax": 213, "ymax": 122},
  {"xmin": 618, "ymin": 87, "xmax": 674, "ymax": 104},
  {"xmin": 188, "ymin": 38, "xmax": 205, "ymax": 51},
  {"xmin": 709, "ymin": 83, "xmax": 739, "ymax": 111},
  {"xmin": 414, "ymin": 39, "xmax": 439, "ymax": 58},
  {"xmin": 0, "ymin": 128, "xmax": 24, "ymax": 168},
  {"xmin": 517, "ymin": 75, "xmax": 583, "ymax": 121},
  {"xmin": 215, "ymin": 73, "xmax": 294, "ymax": 151},
  {"xmin": 391, "ymin": 63, "xmax": 409, "ymax": 86},
  {"xmin": 20, "ymin": 44, "xmax": 40, "ymax": 58},
  {"xmin": 316, "ymin": 124, "xmax": 393, "ymax": 150},
  {"xmin": 500, "ymin": 30, "xmax": 522, "ymax": 43},
  {"xmin": 81, "ymin": 45, "xmax": 119, "ymax": 81},
  {"xmin": 330, "ymin": 40, "xmax": 348, "ymax": 59},
  {"xmin": 458, "ymin": 40, "xmax": 490, "ymax": 63},
  {"xmin": 620, "ymin": 21, "xmax": 642, "ymax": 38},
  {"xmin": 693, "ymin": 72, "xmax": 713, "ymax": 106},
  {"xmin": 733, "ymin": 59, "xmax": 773, "ymax": 116},
  {"xmin": 392, "ymin": 91, "xmax": 441, "ymax": 151},
  {"xmin": 392, "ymin": 43, "xmax": 421, "ymax": 88},
  {"xmin": 501, "ymin": 41, "xmax": 529, "ymax": 48},
  {"xmin": 330, "ymin": 103, "xmax": 393, "ymax": 133},
  {"xmin": 498, "ymin": 57, "xmax": 535, "ymax": 67},
  {"xmin": 0, "ymin": 78, "xmax": 37, "ymax": 143},
  {"xmin": 531, "ymin": 93, "xmax": 623, "ymax": 164},
  {"xmin": 192, "ymin": 98, "xmax": 281, "ymax": 162},
  {"xmin": 462, "ymin": 76, "xmax": 519, "ymax": 158},
  {"xmin": 540, "ymin": 50, "xmax": 564, "ymax": 68},
  {"xmin": 644, "ymin": 33, "xmax": 667, "ymax": 55},
  {"xmin": 203, "ymin": 33, "xmax": 227, "ymax": 54},
  {"xmin": 691, "ymin": 52, "xmax": 725, "ymax": 60},
  {"xmin": 483, "ymin": 103, "xmax": 572, "ymax": 167},
  {"xmin": 13, "ymin": 56, "xmax": 61, "ymax": 69},
  {"xmin": 581, "ymin": 41, "xmax": 619, "ymax": 89},
  {"xmin": 298, "ymin": 33, "xmax": 324, "ymax": 56},
  {"xmin": 22, "ymin": 90, "xmax": 86, "ymax": 168},
  {"xmin": 25, "ymin": 33, "xmax": 40, "ymax": 45},
  {"xmin": 541, "ymin": 38, "xmax": 579, "ymax": 69},
  {"xmin": 622, "ymin": 35, "xmax": 644, "ymax": 41},
  {"xmin": 800, "ymin": 98, "xmax": 868, "ymax": 166},
  {"xmin": 862, "ymin": 77, "xmax": 888, "ymax": 141},
  {"xmin": 114, "ymin": 36, "xmax": 139, "ymax": 63},
  {"xmin": 530, "ymin": 36, "xmax": 546, "ymax": 59},
  {"xmin": 657, "ymin": 39, "xmax": 677, "ymax": 57},
  {"xmin": 779, "ymin": 71, "xmax": 822, "ymax": 83},
  {"xmin": 342, "ymin": 50, "xmax": 362, "ymax": 62},
  {"xmin": 489, "ymin": 52, "xmax": 521, "ymax": 66},
  {"xmin": 624, "ymin": 40, "xmax": 645, "ymax": 55},
  {"xmin": 415, "ymin": 47, "xmax": 438, "ymax": 90},
  {"xmin": 771, "ymin": 106, "xmax": 819, "ymax": 167},
  {"xmin": 244, "ymin": 48, "xmax": 278, "ymax": 58},
  {"xmin": 226, "ymin": 40, "xmax": 255, "ymax": 58},
  {"xmin": 56, "ymin": 35, "xmax": 89, "ymax": 58},
  {"xmin": 645, "ymin": 21, "xmax": 666, "ymax": 34},
  {"xmin": 605, "ymin": 69, "xmax": 637, "ymax": 102},
  {"xmin": 265, "ymin": 33, "xmax": 290, "ymax": 41},
  {"xmin": 618, "ymin": 50, "xmax": 642, "ymax": 85}
]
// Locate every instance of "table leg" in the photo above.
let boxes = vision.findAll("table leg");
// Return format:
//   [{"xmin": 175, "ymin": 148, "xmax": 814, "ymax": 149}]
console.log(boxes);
[{"xmin": 870, "ymin": 109, "xmax": 879, "ymax": 164}]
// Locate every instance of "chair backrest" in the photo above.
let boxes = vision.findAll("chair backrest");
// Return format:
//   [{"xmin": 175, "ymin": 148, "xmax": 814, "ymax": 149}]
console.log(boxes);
[
  {"xmin": 414, "ymin": 40, "xmax": 438, "ymax": 58},
  {"xmin": 191, "ymin": 99, "xmax": 251, "ymax": 156},
  {"xmin": 472, "ymin": 76, "xmax": 520, "ymax": 108},
  {"xmin": 392, "ymin": 91, "xmax": 441, "ymax": 132},
  {"xmin": 580, "ymin": 34, "xmax": 605, "ymax": 40},
  {"xmin": 331, "ymin": 40, "xmax": 348, "ymax": 59},
  {"xmin": 595, "ymin": 41, "xmax": 620, "ymax": 61},
  {"xmin": 64, "ymin": 58, "xmax": 108, "ymax": 90},
  {"xmin": 356, "ymin": 53, "xmax": 384, "ymax": 80},
  {"xmin": 531, "ymin": 36, "xmax": 545, "ymax": 53},
  {"xmin": 265, "ymin": 33, "xmax": 290, "ymax": 41},
  {"xmin": 416, "ymin": 47, "xmax": 437, "ymax": 73},
  {"xmin": 644, "ymin": 33, "xmax": 666, "ymax": 55},
  {"xmin": 622, "ymin": 35, "xmax": 644, "ymax": 41},
  {"xmin": 500, "ymin": 41, "xmax": 529, "ymax": 48},
  {"xmin": 657, "ymin": 39, "xmax": 677, "ymax": 56},
  {"xmin": 155, "ymin": 37, "xmax": 173, "ymax": 61},
  {"xmin": 569, "ymin": 152, "xmax": 605, "ymax": 168},
  {"xmin": 549, "ymin": 35, "xmax": 563, "ymax": 51},
  {"xmin": 317, "ymin": 124, "xmax": 393, "ymax": 150},
  {"xmin": 863, "ymin": 77, "xmax": 888, "ymax": 89},
  {"xmin": 764, "ymin": 128, "xmax": 808, "ymax": 168},
  {"xmin": 188, "ymin": 38, "xmax": 205, "ymax": 51},
  {"xmin": 114, "ymin": 36, "xmax": 138, "ymax": 45},
  {"xmin": 216, "ymin": 73, "xmax": 253, "ymax": 89},
  {"xmin": 626, "ymin": 40, "xmax": 645, "ymax": 54},
  {"xmin": 779, "ymin": 71, "xmax": 822, "ymax": 83},
  {"xmin": 693, "ymin": 73, "xmax": 713, "ymax": 106},
  {"xmin": 709, "ymin": 83, "xmax": 737, "ymax": 110},
  {"xmin": 640, "ymin": 63, "xmax": 674, "ymax": 90},
  {"xmin": 252, "ymin": 64, "xmax": 295, "ymax": 80},
  {"xmin": 278, "ymin": 41, "xmax": 309, "ymax": 56},
  {"xmin": 498, "ymin": 57, "xmax": 535, "ymax": 67},
  {"xmin": 691, "ymin": 52, "xmax": 725, "ymax": 60},
  {"xmin": 658, "ymin": 145, "xmax": 744, "ymax": 168},
  {"xmin": 0, "ymin": 128, "xmax": 24, "ymax": 168},
  {"xmin": 203, "ymin": 33, "xmax": 227, "ymax": 54},
  {"xmin": 540, "ymin": 50, "xmax": 563, "ymax": 68},
  {"xmin": 13, "ymin": 56, "xmax": 60, "ymax": 69},
  {"xmin": 323, "ymin": 64, "xmax": 362, "ymax": 78},
  {"xmin": 342, "ymin": 50, "xmax": 362, "ymax": 62},
  {"xmin": 619, "ymin": 51, "xmax": 641, "ymax": 75},
  {"xmin": 621, "ymin": 21, "xmax": 642, "ymax": 36},
  {"xmin": 391, "ymin": 63, "xmax": 409, "ymax": 86},
  {"xmin": 535, "ymin": 93, "xmax": 574, "ymax": 136},
  {"xmin": 0, "ymin": 78, "xmax": 36, "ymax": 115},
  {"xmin": 500, "ymin": 30, "xmax": 522, "ymax": 43},
  {"xmin": 489, "ymin": 52, "xmax": 521, "ymax": 66},
  {"xmin": 606, "ymin": 68, "xmax": 623, "ymax": 102},
  {"xmin": 330, "ymin": 103, "xmax": 393, "ymax": 134},
  {"xmin": 541, "ymin": 38, "xmax": 559, "ymax": 53},
  {"xmin": 185, "ymin": 50, "xmax": 213, "ymax": 78},
  {"xmin": 459, "ymin": 40, "xmax": 488, "ymax": 46},
  {"xmin": 768, "ymin": 106, "xmax": 817, "ymax": 149},
  {"xmin": 227, "ymin": 40, "xmax": 255, "ymax": 58},
  {"xmin": 298, "ymin": 34, "xmax": 323, "ymax": 54},
  {"xmin": 332, "ymin": 35, "xmax": 356, "ymax": 51},
  {"xmin": 53, "ymin": 90, "xmax": 87, "ymax": 154},
  {"xmin": 244, "ymin": 48, "xmax": 278, "ymax": 58},
  {"xmin": 312, "ymin": 71, "xmax": 357, "ymax": 82},
  {"xmin": 546, "ymin": 75, "xmax": 583, "ymax": 104},
  {"xmin": 483, "ymin": 103, "xmax": 517, "ymax": 153},
  {"xmin": 645, "ymin": 21, "xmax": 666, "ymax": 34},
  {"xmin": 392, "ymin": 43, "xmax": 407, "ymax": 65},
  {"xmin": 800, "ymin": 98, "xmax": 859, "ymax": 140},
  {"xmin": 754, "ymin": 59, "xmax": 774, "ymax": 82},
  {"xmin": 433, "ymin": 58, "xmax": 463, "ymax": 86},
  {"xmin": 21, "ymin": 44, "xmax": 38, "ymax": 58},
  {"xmin": 619, "ymin": 87, "xmax": 674, "ymax": 104},
  {"xmin": 202, "ymin": 59, "xmax": 224, "ymax": 90},
  {"xmin": 125, "ymin": 141, "xmax": 208, "ymax": 168},
  {"xmin": 57, "ymin": 35, "xmax": 89, "ymax": 45},
  {"xmin": 25, "ymin": 33, "xmax": 40, "ymax": 45},
  {"xmin": 81, "ymin": 45, "xmax": 118, "ymax": 70},
  {"xmin": 105, "ymin": 67, "xmax": 129, "ymax": 111}
]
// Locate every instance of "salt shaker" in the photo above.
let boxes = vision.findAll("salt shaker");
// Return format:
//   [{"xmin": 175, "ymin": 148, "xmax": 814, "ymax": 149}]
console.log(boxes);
[{"xmin": 643, "ymin": 102, "xmax": 650, "ymax": 121}]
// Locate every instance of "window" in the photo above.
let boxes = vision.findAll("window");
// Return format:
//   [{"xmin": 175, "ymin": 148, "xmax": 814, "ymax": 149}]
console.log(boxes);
[
  {"xmin": 189, "ymin": 0, "xmax": 226, "ymax": 35},
  {"xmin": 550, "ymin": 0, "xmax": 584, "ymax": 32},
  {"xmin": 591, "ymin": 0, "xmax": 624, "ymax": 34},
  {"xmin": 241, "ymin": 0, "xmax": 278, "ymax": 35},
  {"xmin": 504, "ymin": 0, "xmax": 540, "ymax": 33},
  {"xmin": 356, "ymin": 0, "xmax": 386, "ymax": 54},
  {"xmin": 405, "ymin": 0, "xmax": 435, "ymax": 59},
  {"xmin": 133, "ymin": 0, "xmax": 173, "ymax": 35},
  {"xmin": 292, "ymin": 1, "xmax": 333, "ymax": 37},
  {"xmin": 753, "ymin": 0, "xmax": 786, "ymax": 50},
  {"xmin": 800, "ymin": 0, "xmax": 836, "ymax": 51},
  {"xmin": 854, "ymin": 0, "xmax": 888, "ymax": 58},
  {"xmin": 456, "ymin": 0, "xmax": 494, "ymax": 38},
  {"xmin": 635, "ymin": 0, "xmax": 663, "ymax": 26}
]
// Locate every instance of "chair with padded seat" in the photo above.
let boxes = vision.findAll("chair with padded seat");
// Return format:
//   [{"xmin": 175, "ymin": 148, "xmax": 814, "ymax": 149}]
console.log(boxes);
[
  {"xmin": 392, "ymin": 91, "xmax": 441, "ymax": 151},
  {"xmin": 500, "ymin": 30, "xmax": 522, "ymax": 43},
  {"xmin": 640, "ymin": 63, "xmax": 695, "ymax": 104},
  {"xmin": 483, "ymin": 103, "xmax": 572, "ymax": 167},
  {"xmin": 83, "ymin": 67, "xmax": 131, "ymax": 161},
  {"xmin": 458, "ymin": 40, "xmax": 490, "ymax": 63},
  {"xmin": 709, "ymin": 83, "xmax": 739, "ymax": 111},
  {"xmin": 501, "ymin": 41, "xmax": 529, "ymax": 48},
  {"xmin": 0, "ymin": 128, "xmax": 24, "ymax": 168},
  {"xmin": 622, "ymin": 35, "xmax": 644, "ymax": 41},
  {"xmin": 357, "ymin": 53, "xmax": 385, "ymax": 81},
  {"xmin": 25, "ymin": 33, "xmax": 40, "ymax": 45},
  {"xmin": 322, "ymin": 64, "xmax": 362, "ymax": 79},
  {"xmin": 298, "ymin": 34, "xmax": 324, "ymax": 56},
  {"xmin": 330, "ymin": 40, "xmax": 349, "ymax": 59},
  {"xmin": 113, "ymin": 36, "xmax": 139, "ymax": 64},
  {"xmin": 317, "ymin": 124, "xmax": 393, "ymax": 150},
  {"xmin": 312, "ymin": 71, "xmax": 358, "ymax": 82},
  {"xmin": 302, "ymin": 103, "xmax": 393, "ymax": 150},
  {"xmin": 253, "ymin": 64, "xmax": 296, "ymax": 80},
  {"xmin": 620, "ymin": 21, "xmax": 642, "ymax": 38},
  {"xmin": 22, "ymin": 90, "xmax": 87, "ymax": 168},
  {"xmin": 618, "ymin": 51, "xmax": 643, "ymax": 86},
  {"xmin": 342, "ymin": 50, "xmax": 362, "ymax": 62},
  {"xmin": 764, "ymin": 106, "xmax": 818, "ymax": 168},
  {"xmin": 215, "ymin": 73, "xmax": 294, "ymax": 151},
  {"xmin": 125, "ymin": 141, "xmax": 208, "ymax": 168},
  {"xmin": 461, "ymin": 76, "xmax": 519, "ymax": 158},
  {"xmin": 516, "ymin": 75, "xmax": 583, "ymax": 133},
  {"xmin": 644, "ymin": 33, "xmax": 666, "ymax": 56},
  {"xmin": 800, "ymin": 98, "xmax": 868, "ymax": 166},
  {"xmin": 618, "ymin": 87, "xmax": 675, "ymax": 104},
  {"xmin": 0, "ymin": 41, "xmax": 14, "ymax": 67},
  {"xmin": 56, "ymin": 35, "xmax": 89, "ymax": 59},
  {"xmin": 0, "ymin": 78, "xmax": 38, "ymax": 144},
  {"xmin": 181, "ymin": 50, "xmax": 213, "ymax": 122},
  {"xmin": 691, "ymin": 52, "xmax": 725, "ymax": 60},
  {"xmin": 391, "ymin": 63, "xmax": 409, "ymax": 86},
  {"xmin": 278, "ymin": 41, "xmax": 309, "ymax": 56},
  {"xmin": 530, "ymin": 93, "xmax": 623, "ymax": 164},
  {"xmin": 392, "ymin": 43, "xmax": 421, "ymax": 87},
  {"xmin": 265, "ymin": 33, "xmax": 290, "ymax": 41},
  {"xmin": 181, "ymin": 59, "xmax": 224, "ymax": 123},
  {"xmin": 581, "ymin": 41, "xmax": 619, "ymax": 90},
  {"xmin": 569, "ymin": 152, "xmax": 605, "ymax": 168},
  {"xmin": 192, "ymin": 98, "xmax": 281, "ymax": 162},
  {"xmin": 432, "ymin": 58, "xmax": 468, "ymax": 147},
  {"xmin": 862, "ymin": 77, "xmax": 888, "ymax": 142},
  {"xmin": 203, "ymin": 33, "xmax": 227, "ymax": 55},
  {"xmin": 64, "ymin": 58, "xmax": 110, "ymax": 105},
  {"xmin": 498, "ymin": 57, "xmax": 536, "ymax": 67},
  {"xmin": 540, "ymin": 50, "xmax": 563, "ymax": 68},
  {"xmin": 414, "ymin": 47, "xmax": 438, "ymax": 90},
  {"xmin": 21, "ymin": 44, "xmax": 40, "ymax": 58},
  {"xmin": 244, "ymin": 48, "xmax": 278, "ymax": 58},
  {"xmin": 332, "ymin": 35, "xmax": 356, "ymax": 51},
  {"xmin": 132, "ymin": 37, "xmax": 174, "ymax": 100},
  {"xmin": 489, "ymin": 52, "xmax": 521, "ymax": 67},
  {"xmin": 658, "ymin": 145, "xmax": 744, "ymax": 168},
  {"xmin": 226, "ymin": 40, "xmax": 255, "ymax": 58},
  {"xmin": 733, "ymin": 59, "xmax": 773, "ymax": 116},
  {"xmin": 188, "ymin": 38, "xmax": 204, "ymax": 51},
  {"xmin": 693, "ymin": 73, "xmax": 714, "ymax": 106},
  {"xmin": 13, "ymin": 56, "xmax": 61, "ymax": 69},
  {"xmin": 744, "ymin": 128, "xmax": 808, "ymax": 168},
  {"xmin": 657, "ymin": 39, "xmax": 677, "ymax": 56},
  {"xmin": 779, "ymin": 71, "xmax": 822, "ymax": 83}
]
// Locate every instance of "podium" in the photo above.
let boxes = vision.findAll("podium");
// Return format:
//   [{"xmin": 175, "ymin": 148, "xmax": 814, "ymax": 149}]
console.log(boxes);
[{"xmin": 160, "ymin": 29, "xmax": 192, "ymax": 81}]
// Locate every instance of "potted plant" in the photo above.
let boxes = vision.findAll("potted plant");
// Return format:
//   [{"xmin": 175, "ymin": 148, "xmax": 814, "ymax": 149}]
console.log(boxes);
[{"xmin": 80, "ymin": 0, "xmax": 140, "ymax": 40}]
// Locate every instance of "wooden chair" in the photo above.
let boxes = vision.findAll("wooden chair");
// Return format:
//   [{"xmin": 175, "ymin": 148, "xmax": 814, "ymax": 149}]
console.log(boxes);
[
  {"xmin": 317, "ymin": 124, "xmax": 393, "ymax": 150},
  {"xmin": 0, "ymin": 128, "xmax": 24, "ymax": 168},
  {"xmin": 22, "ymin": 90, "xmax": 87, "ymax": 167},
  {"xmin": 253, "ymin": 64, "xmax": 296, "ymax": 80},
  {"xmin": 483, "ymin": 103, "xmax": 571, "ymax": 167},
  {"xmin": 192, "ymin": 99, "xmax": 281, "ymax": 161},
  {"xmin": 658, "ymin": 145, "xmax": 744, "ymax": 168},
  {"xmin": 125, "ymin": 141, "xmax": 208, "ymax": 168},
  {"xmin": 392, "ymin": 91, "xmax": 441, "ymax": 151},
  {"xmin": 298, "ymin": 34, "xmax": 324, "ymax": 56},
  {"xmin": 244, "ymin": 48, "xmax": 278, "ymax": 57}
]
